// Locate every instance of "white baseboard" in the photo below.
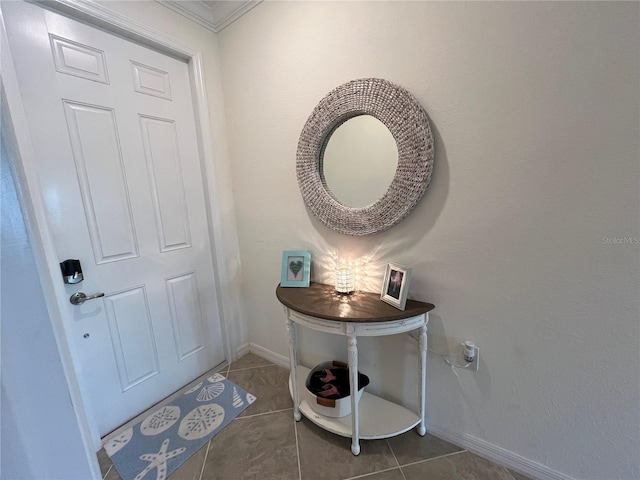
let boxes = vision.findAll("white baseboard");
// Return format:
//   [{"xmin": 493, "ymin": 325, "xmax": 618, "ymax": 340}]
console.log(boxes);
[
  {"xmin": 242, "ymin": 342, "xmax": 290, "ymax": 369},
  {"xmin": 425, "ymin": 422, "xmax": 575, "ymax": 480},
  {"xmin": 235, "ymin": 342, "xmax": 250, "ymax": 360}
]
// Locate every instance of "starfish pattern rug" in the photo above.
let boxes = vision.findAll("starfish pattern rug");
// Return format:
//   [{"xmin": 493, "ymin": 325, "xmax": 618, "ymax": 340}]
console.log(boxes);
[{"xmin": 103, "ymin": 373, "xmax": 256, "ymax": 480}]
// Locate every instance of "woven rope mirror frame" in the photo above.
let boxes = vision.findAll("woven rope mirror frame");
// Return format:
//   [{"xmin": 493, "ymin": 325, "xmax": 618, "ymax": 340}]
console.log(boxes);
[{"xmin": 296, "ymin": 78, "xmax": 434, "ymax": 236}]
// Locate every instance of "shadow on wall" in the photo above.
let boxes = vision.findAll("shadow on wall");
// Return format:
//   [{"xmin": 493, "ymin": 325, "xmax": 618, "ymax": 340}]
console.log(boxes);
[
  {"xmin": 426, "ymin": 312, "xmax": 493, "ymax": 438},
  {"xmin": 301, "ymin": 117, "xmax": 450, "ymax": 293}
]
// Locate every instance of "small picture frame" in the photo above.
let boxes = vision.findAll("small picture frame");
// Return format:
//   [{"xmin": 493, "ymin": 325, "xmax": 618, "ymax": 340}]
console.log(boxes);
[
  {"xmin": 381, "ymin": 263, "xmax": 411, "ymax": 310},
  {"xmin": 281, "ymin": 250, "xmax": 311, "ymax": 287}
]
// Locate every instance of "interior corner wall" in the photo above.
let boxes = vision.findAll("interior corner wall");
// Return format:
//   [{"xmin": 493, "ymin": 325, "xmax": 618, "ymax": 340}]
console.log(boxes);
[
  {"xmin": 217, "ymin": 2, "xmax": 640, "ymax": 479},
  {"xmin": 96, "ymin": 1, "xmax": 248, "ymax": 356}
]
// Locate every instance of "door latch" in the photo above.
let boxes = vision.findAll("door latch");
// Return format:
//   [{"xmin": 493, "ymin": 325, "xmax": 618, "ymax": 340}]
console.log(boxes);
[{"xmin": 60, "ymin": 259, "xmax": 84, "ymax": 284}]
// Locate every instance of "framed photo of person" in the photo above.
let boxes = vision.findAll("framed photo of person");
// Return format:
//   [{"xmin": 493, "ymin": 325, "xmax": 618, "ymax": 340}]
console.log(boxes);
[
  {"xmin": 281, "ymin": 250, "xmax": 311, "ymax": 287},
  {"xmin": 381, "ymin": 263, "xmax": 411, "ymax": 310}
]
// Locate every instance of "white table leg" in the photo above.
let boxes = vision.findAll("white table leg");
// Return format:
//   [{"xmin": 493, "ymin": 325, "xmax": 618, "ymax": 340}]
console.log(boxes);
[
  {"xmin": 286, "ymin": 314, "xmax": 301, "ymax": 421},
  {"xmin": 347, "ymin": 333, "xmax": 360, "ymax": 455},
  {"xmin": 418, "ymin": 321, "xmax": 428, "ymax": 436}
]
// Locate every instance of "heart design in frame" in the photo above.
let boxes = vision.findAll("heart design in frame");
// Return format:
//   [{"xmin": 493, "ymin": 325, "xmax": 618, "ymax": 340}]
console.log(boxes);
[{"xmin": 289, "ymin": 260, "xmax": 303, "ymax": 278}]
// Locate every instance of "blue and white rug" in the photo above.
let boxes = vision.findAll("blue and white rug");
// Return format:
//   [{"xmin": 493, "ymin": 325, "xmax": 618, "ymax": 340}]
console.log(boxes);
[{"xmin": 103, "ymin": 373, "xmax": 256, "ymax": 480}]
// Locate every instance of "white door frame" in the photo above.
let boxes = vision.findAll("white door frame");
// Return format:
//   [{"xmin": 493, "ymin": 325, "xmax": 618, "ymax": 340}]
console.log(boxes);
[{"xmin": 1, "ymin": 0, "xmax": 234, "ymax": 460}]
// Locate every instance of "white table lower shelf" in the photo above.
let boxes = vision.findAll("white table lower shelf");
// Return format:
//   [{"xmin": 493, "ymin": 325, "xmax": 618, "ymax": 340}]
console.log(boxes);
[{"xmin": 289, "ymin": 366, "xmax": 421, "ymax": 440}]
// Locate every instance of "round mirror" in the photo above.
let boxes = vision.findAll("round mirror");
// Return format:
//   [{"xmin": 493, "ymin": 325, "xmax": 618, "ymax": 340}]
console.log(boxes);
[
  {"xmin": 297, "ymin": 78, "xmax": 434, "ymax": 236},
  {"xmin": 322, "ymin": 115, "xmax": 398, "ymax": 208}
]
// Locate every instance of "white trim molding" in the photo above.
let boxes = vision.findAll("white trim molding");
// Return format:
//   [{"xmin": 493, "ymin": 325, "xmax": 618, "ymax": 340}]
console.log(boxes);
[
  {"xmin": 156, "ymin": 1, "xmax": 262, "ymax": 33},
  {"xmin": 33, "ymin": 0, "xmax": 194, "ymax": 59},
  {"xmin": 425, "ymin": 422, "xmax": 577, "ymax": 480},
  {"xmin": 246, "ymin": 343, "xmax": 290, "ymax": 369},
  {"xmin": 236, "ymin": 342, "xmax": 251, "ymax": 359}
]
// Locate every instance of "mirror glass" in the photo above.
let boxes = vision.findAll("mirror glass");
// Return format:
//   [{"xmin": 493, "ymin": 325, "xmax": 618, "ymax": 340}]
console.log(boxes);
[{"xmin": 322, "ymin": 115, "xmax": 398, "ymax": 208}]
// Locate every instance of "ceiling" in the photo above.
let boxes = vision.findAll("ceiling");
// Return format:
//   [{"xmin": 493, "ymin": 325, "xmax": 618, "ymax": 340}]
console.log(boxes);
[{"xmin": 156, "ymin": 1, "xmax": 262, "ymax": 33}]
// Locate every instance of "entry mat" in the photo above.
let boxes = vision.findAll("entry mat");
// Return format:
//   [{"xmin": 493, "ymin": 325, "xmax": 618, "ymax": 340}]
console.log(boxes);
[{"xmin": 103, "ymin": 373, "xmax": 256, "ymax": 480}]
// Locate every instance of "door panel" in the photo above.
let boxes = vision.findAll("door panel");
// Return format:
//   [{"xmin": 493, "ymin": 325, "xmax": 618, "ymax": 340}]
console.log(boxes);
[
  {"xmin": 139, "ymin": 115, "xmax": 192, "ymax": 251},
  {"xmin": 166, "ymin": 272, "xmax": 207, "ymax": 360},
  {"xmin": 63, "ymin": 100, "xmax": 140, "ymax": 263},
  {"xmin": 50, "ymin": 34, "xmax": 110, "ymax": 84},
  {"xmin": 104, "ymin": 286, "xmax": 160, "ymax": 391},
  {"xmin": 131, "ymin": 61, "xmax": 172, "ymax": 100},
  {"xmin": 3, "ymin": 2, "xmax": 225, "ymax": 435}
]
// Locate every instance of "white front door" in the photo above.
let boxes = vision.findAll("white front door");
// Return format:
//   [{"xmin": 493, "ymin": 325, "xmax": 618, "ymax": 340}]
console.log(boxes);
[{"xmin": 3, "ymin": 2, "xmax": 225, "ymax": 436}]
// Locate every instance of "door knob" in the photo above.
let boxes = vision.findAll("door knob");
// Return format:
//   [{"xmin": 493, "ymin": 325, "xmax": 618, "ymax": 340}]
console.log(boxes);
[{"xmin": 70, "ymin": 292, "xmax": 105, "ymax": 305}]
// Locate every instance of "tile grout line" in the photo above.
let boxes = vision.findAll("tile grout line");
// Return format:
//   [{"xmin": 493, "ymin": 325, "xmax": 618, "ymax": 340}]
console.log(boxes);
[
  {"xmin": 233, "ymin": 407, "xmax": 293, "ymax": 420},
  {"xmin": 228, "ymin": 363, "xmax": 276, "ymax": 374},
  {"xmin": 396, "ymin": 449, "xmax": 467, "ymax": 469},
  {"xmin": 503, "ymin": 466, "xmax": 518, "ymax": 480},
  {"xmin": 293, "ymin": 417, "xmax": 302, "ymax": 480},
  {"xmin": 386, "ymin": 439, "xmax": 398, "ymax": 467},
  {"xmin": 386, "ymin": 439, "xmax": 408, "ymax": 480},
  {"xmin": 343, "ymin": 465, "xmax": 406, "ymax": 480},
  {"xmin": 197, "ymin": 439, "xmax": 212, "ymax": 480}
]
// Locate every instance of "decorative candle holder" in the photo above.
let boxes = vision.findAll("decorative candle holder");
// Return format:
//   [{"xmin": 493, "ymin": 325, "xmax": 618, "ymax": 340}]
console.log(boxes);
[{"xmin": 335, "ymin": 265, "xmax": 354, "ymax": 294}]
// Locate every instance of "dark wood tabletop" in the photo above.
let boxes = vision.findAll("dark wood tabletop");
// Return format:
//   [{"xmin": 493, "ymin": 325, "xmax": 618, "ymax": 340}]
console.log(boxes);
[{"xmin": 276, "ymin": 282, "xmax": 434, "ymax": 323}]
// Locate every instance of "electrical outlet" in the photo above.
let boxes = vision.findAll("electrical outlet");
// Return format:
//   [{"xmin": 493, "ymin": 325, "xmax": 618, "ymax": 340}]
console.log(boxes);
[{"xmin": 462, "ymin": 342, "xmax": 480, "ymax": 371}]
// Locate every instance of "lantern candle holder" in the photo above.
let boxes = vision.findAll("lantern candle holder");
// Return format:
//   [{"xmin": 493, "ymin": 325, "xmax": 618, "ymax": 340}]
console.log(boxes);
[{"xmin": 335, "ymin": 265, "xmax": 354, "ymax": 294}]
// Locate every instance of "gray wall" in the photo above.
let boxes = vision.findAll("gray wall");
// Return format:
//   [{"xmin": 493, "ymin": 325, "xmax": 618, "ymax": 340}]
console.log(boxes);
[{"xmin": 218, "ymin": 2, "xmax": 640, "ymax": 479}]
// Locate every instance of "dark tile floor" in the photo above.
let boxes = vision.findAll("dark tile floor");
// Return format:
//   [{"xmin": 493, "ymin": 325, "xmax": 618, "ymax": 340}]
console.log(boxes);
[{"xmin": 98, "ymin": 353, "xmax": 532, "ymax": 480}]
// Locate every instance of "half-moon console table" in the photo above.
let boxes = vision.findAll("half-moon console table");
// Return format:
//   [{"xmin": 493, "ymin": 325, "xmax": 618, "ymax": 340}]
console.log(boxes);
[{"xmin": 276, "ymin": 282, "xmax": 435, "ymax": 455}]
